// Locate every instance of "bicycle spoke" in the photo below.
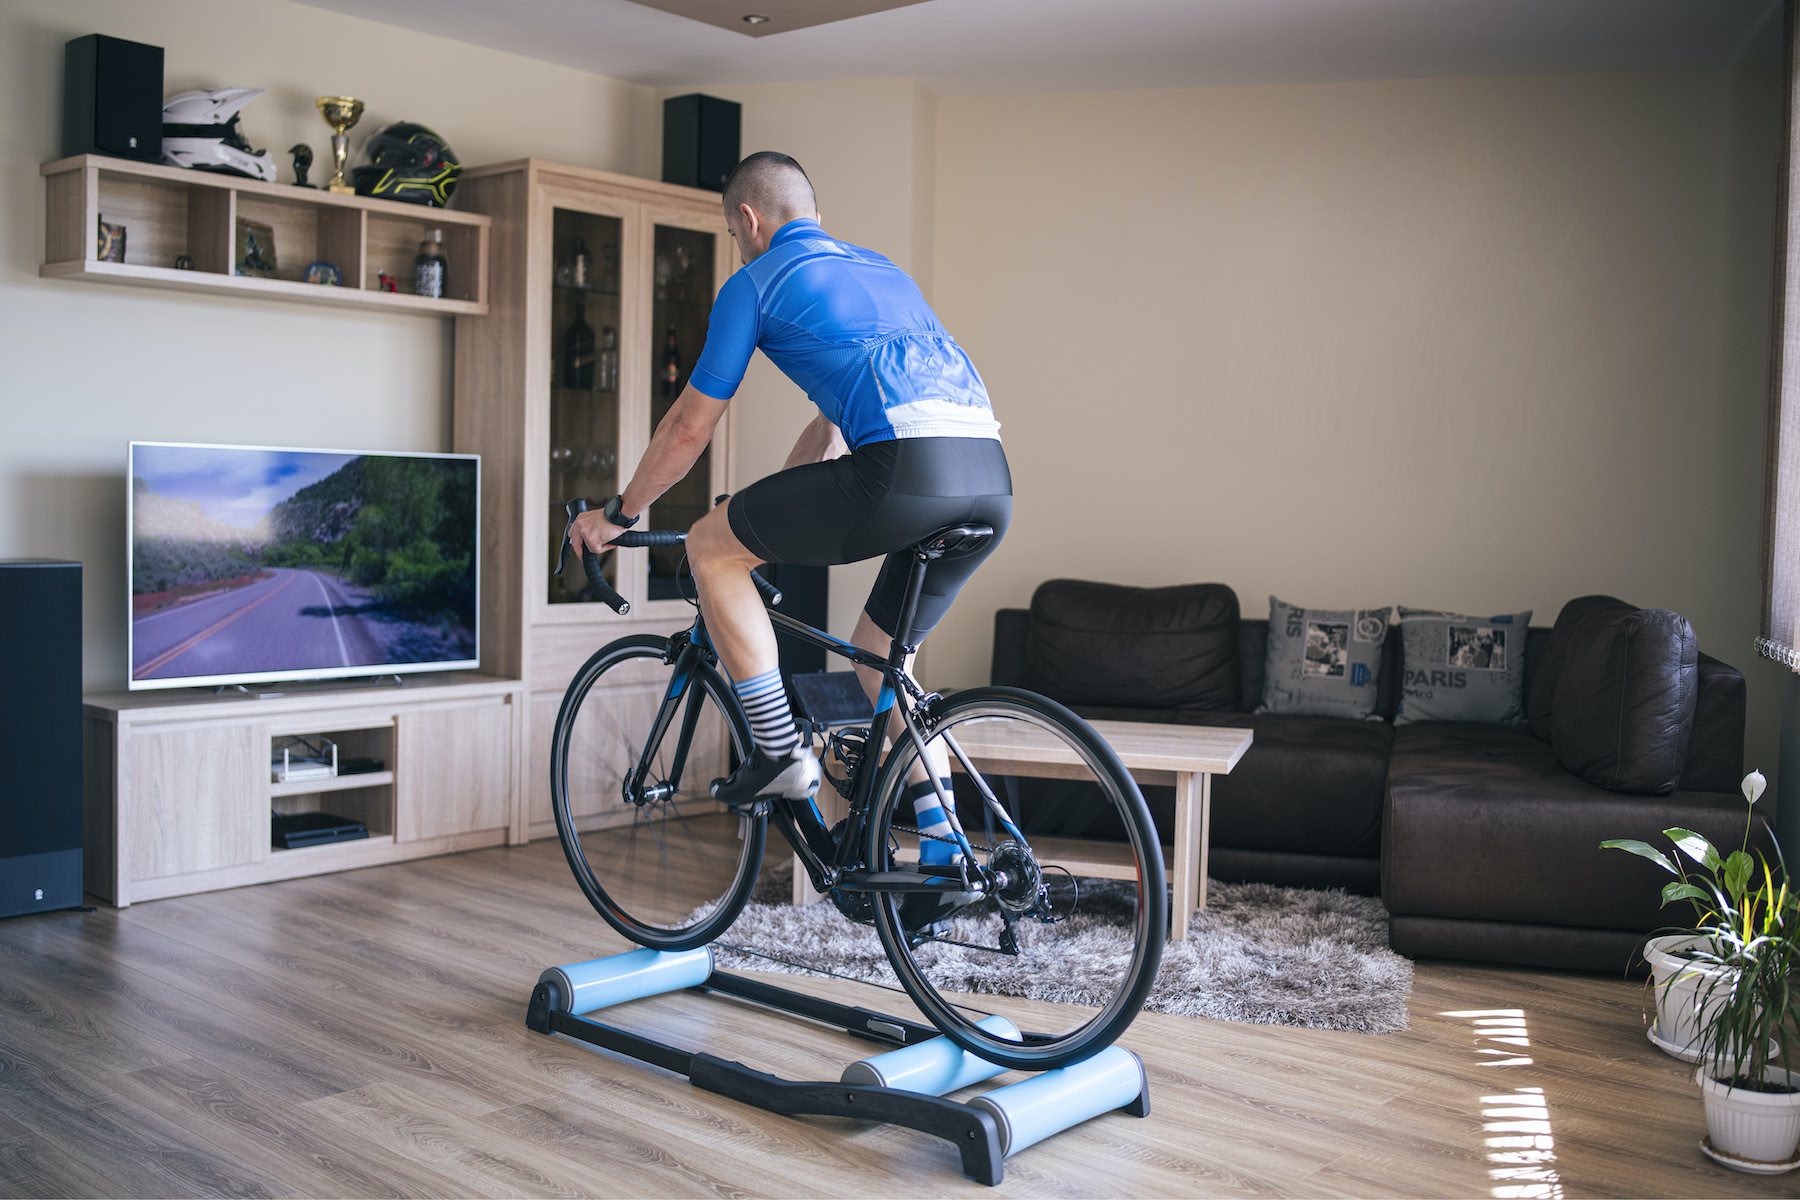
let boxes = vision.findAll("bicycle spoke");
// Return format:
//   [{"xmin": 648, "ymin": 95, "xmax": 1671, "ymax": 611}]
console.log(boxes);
[
  {"xmin": 865, "ymin": 688, "xmax": 1165, "ymax": 1071},
  {"xmin": 552, "ymin": 635, "xmax": 762, "ymax": 950}
]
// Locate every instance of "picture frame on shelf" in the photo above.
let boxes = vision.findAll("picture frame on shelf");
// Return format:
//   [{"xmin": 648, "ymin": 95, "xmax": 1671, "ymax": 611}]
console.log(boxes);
[
  {"xmin": 96, "ymin": 216, "xmax": 125, "ymax": 262},
  {"xmin": 235, "ymin": 217, "xmax": 277, "ymax": 278}
]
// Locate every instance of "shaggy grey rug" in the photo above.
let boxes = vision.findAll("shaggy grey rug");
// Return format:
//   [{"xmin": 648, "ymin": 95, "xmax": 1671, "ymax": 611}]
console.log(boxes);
[{"xmin": 711, "ymin": 863, "xmax": 1413, "ymax": 1034}]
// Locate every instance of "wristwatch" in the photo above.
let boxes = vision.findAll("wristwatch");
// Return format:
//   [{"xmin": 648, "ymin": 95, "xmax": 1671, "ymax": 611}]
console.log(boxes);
[{"xmin": 602, "ymin": 493, "xmax": 639, "ymax": 529}]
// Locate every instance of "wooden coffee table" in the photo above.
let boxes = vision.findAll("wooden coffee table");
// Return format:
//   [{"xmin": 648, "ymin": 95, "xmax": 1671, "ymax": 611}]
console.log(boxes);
[
  {"xmin": 942, "ymin": 718, "xmax": 1252, "ymax": 940},
  {"xmin": 795, "ymin": 718, "xmax": 1251, "ymax": 940}
]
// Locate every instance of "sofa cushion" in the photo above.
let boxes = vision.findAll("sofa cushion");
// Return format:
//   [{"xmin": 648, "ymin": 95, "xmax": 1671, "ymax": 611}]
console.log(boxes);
[
  {"xmin": 1257, "ymin": 596, "xmax": 1395, "ymax": 720},
  {"xmin": 1393, "ymin": 607, "xmax": 1532, "ymax": 726},
  {"xmin": 1551, "ymin": 607, "xmax": 1698, "ymax": 795},
  {"xmin": 1384, "ymin": 721, "xmax": 1766, "ymax": 933},
  {"xmin": 1025, "ymin": 580, "xmax": 1238, "ymax": 710},
  {"xmin": 1527, "ymin": 595, "xmax": 1637, "ymax": 739},
  {"xmin": 1239, "ymin": 619, "xmax": 1407, "ymax": 719},
  {"xmin": 1161, "ymin": 710, "xmax": 1391, "ymax": 860}
]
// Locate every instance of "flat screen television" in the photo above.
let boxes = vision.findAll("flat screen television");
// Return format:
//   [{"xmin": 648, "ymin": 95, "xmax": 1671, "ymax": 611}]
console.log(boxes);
[{"xmin": 128, "ymin": 442, "xmax": 479, "ymax": 690}]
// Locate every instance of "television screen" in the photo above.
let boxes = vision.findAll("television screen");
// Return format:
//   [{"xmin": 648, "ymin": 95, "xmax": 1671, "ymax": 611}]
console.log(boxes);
[{"xmin": 128, "ymin": 442, "xmax": 479, "ymax": 690}]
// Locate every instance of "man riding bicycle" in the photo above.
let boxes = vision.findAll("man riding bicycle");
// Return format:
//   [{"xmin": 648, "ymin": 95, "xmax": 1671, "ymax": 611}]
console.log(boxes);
[{"xmin": 569, "ymin": 150, "xmax": 1011, "ymax": 881}]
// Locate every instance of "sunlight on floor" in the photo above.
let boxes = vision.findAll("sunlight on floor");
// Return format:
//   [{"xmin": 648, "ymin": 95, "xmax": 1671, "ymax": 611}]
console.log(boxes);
[{"xmin": 1442, "ymin": 1008, "xmax": 1565, "ymax": 1199}]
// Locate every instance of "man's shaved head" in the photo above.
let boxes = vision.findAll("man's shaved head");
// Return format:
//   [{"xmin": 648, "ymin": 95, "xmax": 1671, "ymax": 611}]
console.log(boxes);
[{"xmin": 722, "ymin": 151, "xmax": 817, "ymax": 225}]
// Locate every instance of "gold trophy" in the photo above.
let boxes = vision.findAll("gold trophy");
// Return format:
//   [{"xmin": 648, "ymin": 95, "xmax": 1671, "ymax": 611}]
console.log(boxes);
[{"xmin": 314, "ymin": 96, "xmax": 365, "ymax": 195}]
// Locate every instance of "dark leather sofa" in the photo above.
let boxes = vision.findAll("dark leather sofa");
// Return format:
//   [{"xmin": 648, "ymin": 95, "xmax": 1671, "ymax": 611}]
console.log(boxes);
[{"xmin": 989, "ymin": 580, "xmax": 1765, "ymax": 973}]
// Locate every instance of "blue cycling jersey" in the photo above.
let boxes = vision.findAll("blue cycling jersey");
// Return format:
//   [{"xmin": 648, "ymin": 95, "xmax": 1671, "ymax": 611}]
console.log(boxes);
[{"xmin": 690, "ymin": 219, "xmax": 1000, "ymax": 449}]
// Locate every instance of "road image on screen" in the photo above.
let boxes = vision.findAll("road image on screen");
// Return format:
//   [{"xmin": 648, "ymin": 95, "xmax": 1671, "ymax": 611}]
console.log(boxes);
[{"xmin": 129, "ymin": 444, "xmax": 478, "ymax": 688}]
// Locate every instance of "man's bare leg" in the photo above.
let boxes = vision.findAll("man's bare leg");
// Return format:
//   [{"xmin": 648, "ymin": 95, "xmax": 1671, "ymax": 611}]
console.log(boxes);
[
  {"xmin": 686, "ymin": 505, "xmax": 818, "ymax": 802},
  {"xmin": 687, "ymin": 505, "xmax": 780, "ymax": 682}
]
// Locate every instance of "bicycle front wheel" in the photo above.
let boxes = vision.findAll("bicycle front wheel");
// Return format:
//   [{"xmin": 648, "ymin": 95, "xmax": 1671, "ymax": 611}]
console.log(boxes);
[
  {"xmin": 551, "ymin": 634, "xmax": 762, "ymax": 950},
  {"xmin": 866, "ymin": 687, "xmax": 1166, "ymax": 1071}
]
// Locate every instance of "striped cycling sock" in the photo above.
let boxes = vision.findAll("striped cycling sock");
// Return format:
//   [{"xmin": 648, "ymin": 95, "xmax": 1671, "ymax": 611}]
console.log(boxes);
[
  {"xmin": 903, "ymin": 778, "xmax": 962, "ymax": 866},
  {"xmin": 733, "ymin": 669, "xmax": 800, "ymax": 759}
]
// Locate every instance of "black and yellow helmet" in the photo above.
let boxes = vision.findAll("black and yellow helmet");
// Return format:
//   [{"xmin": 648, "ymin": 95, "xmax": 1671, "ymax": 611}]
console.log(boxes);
[{"xmin": 352, "ymin": 122, "xmax": 461, "ymax": 207}]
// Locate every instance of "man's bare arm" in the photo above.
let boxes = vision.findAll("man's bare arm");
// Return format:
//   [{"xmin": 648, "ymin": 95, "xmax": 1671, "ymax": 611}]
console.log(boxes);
[
  {"xmin": 571, "ymin": 383, "xmax": 728, "ymax": 555},
  {"xmin": 783, "ymin": 412, "xmax": 848, "ymax": 470}
]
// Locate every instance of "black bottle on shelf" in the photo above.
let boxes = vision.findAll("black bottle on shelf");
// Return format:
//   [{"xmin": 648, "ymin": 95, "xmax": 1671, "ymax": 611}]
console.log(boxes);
[
  {"xmin": 564, "ymin": 298, "xmax": 595, "ymax": 389},
  {"xmin": 661, "ymin": 325, "xmax": 681, "ymax": 397},
  {"xmin": 413, "ymin": 229, "xmax": 447, "ymax": 299}
]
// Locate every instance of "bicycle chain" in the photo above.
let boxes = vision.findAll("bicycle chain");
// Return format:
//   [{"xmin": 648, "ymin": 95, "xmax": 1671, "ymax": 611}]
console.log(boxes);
[{"xmin": 890, "ymin": 823, "xmax": 995, "ymax": 856}]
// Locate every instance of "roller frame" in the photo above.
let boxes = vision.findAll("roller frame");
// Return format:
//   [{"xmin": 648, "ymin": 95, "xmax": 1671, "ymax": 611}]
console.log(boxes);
[{"xmin": 524, "ymin": 966, "xmax": 1148, "ymax": 1185}]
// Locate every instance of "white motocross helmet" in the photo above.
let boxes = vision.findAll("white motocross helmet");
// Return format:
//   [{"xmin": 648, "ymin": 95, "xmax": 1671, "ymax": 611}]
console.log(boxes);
[{"xmin": 161, "ymin": 87, "xmax": 278, "ymax": 183}]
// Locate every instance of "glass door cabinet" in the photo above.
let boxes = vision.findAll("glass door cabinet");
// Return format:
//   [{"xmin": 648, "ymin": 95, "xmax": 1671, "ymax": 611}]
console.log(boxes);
[{"xmin": 453, "ymin": 160, "xmax": 734, "ymax": 838}]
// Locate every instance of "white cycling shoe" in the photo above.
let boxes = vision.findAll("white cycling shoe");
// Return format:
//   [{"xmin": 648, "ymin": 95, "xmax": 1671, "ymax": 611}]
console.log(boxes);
[{"xmin": 711, "ymin": 746, "xmax": 821, "ymax": 811}]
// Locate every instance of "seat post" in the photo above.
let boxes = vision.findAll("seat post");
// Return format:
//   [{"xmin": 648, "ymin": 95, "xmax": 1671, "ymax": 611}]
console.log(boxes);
[{"xmin": 887, "ymin": 550, "xmax": 933, "ymax": 667}]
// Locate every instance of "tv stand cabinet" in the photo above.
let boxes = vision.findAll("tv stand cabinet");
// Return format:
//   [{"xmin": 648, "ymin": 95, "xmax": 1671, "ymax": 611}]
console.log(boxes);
[{"xmin": 82, "ymin": 672, "xmax": 524, "ymax": 906}]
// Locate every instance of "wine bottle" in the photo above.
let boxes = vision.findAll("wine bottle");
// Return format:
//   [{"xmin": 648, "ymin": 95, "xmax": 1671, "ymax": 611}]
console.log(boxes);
[
  {"xmin": 564, "ymin": 298, "xmax": 595, "ymax": 389},
  {"xmin": 570, "ymin": 235, "xmax": 590, "ymax": 290},
  {"xmin": 661, "ymin": 325, "xmax": 681, "ymax": 397},
  {"xmin": 413, "ymin": 229, "xmax": 447, "ymax": 299}
]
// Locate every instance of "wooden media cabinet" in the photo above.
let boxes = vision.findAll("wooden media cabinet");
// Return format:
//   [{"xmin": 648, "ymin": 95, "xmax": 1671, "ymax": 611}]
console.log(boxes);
[{"xmin": 83, "ymin": 672, "xmax": 525, "ymax": 905}]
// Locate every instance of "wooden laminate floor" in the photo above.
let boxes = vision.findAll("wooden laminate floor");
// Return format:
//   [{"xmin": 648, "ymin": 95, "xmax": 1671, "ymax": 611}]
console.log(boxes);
[{"xmin": 1, "ymin": 839, "xmax": 1793, "ymax": 1198}]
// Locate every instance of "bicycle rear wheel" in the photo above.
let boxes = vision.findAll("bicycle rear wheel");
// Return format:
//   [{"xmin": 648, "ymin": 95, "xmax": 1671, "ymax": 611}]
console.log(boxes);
[
  {"xmin": 865, "ymin": 686, "xmax": 1166, "ymax": 1071},
  {"xmin": 551, "ymin": 634, "xmax": 762, "ymax": 950}
]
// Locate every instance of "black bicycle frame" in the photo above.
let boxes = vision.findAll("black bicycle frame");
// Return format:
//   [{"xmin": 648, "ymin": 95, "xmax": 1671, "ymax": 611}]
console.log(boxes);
[{"xmin": 644, "ymin": 542, "xmax": 974, "ymax": 898}]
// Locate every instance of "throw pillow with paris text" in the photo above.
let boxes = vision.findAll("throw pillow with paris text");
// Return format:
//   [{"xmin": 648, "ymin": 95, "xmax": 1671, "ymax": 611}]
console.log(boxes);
[{"xmin": 1393, "ymin": 608, "xmax": 1532, "ymax": 726}]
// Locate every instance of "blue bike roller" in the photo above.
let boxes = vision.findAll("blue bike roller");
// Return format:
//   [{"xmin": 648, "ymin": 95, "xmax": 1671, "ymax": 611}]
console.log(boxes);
[
  {"xmin": 839, "ymin": 1014, "xmax": 1021, "ymax": 1094},
  {"xmin": 966, "ymin": 1046, "xmax": 1147, "ymax": 1157},
  {"xmin": 537, "ymin": 946, "xmax": 714, "ymax": 1014}
]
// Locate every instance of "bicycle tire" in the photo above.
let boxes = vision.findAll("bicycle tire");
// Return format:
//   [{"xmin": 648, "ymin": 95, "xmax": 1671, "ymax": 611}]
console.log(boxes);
[
  {"xmin": 551, "ymin": 634, "xmax": 763, "ymax": 950},
  {"xmin": 865, "ymin": 686, "xmax": 1166, "ymax": 1071}
]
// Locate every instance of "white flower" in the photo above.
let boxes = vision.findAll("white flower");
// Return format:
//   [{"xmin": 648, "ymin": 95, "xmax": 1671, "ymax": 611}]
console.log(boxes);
[{"xmin": 1742, "ymin": 769, "xmax": 1767, "ymax": 806}]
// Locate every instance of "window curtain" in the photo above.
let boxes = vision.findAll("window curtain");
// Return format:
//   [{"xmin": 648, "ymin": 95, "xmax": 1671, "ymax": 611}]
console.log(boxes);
[{"xmin": 1762, "ymin": 0, "xmax": 1800, "ymax": 670}]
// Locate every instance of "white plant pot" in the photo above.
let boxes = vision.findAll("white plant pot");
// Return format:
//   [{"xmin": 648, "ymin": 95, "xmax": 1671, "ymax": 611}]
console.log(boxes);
[
  {"xmin": 1645, "ymin": 934, "xmax": 1731, "ymax": 1059},
  {"xmin": 1698, "ymin": 1066, "xmax": 1800, "ymax": 1168}
]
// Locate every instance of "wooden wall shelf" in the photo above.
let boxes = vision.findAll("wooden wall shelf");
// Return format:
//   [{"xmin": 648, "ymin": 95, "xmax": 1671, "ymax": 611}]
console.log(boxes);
[{"xmin": 41, "ymin": 154, "xmax": 490, "ymax": 315}]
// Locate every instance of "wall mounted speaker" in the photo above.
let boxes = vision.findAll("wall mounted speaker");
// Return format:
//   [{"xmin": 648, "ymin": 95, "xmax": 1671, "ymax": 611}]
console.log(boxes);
[
  {"xmin": 0, "ymin": 560, "xmax": 83, "ymax": 918},
  {"xmin": 63, "ymin": 33, "xmax": 164, "ymax": 162},
  {"xmin": 663, "ymin": 93, "xmax": 741, "ymax": 193}
]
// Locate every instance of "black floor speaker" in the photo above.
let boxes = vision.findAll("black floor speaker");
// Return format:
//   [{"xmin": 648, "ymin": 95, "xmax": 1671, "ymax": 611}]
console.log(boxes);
[
  {"xmin": 764, "ymin": 562, "xmax": 829, "ymax": 676},
  {"xmin": 0, "ymin": 561, "xmax": 84, "ymax": 917},
  {"xmin": 662, "ymin": 93, "xmax": 741, "ymax": 193},
  {"xmin": 63, "ymin": 33, "xmax": 164, "ymax": 162}
]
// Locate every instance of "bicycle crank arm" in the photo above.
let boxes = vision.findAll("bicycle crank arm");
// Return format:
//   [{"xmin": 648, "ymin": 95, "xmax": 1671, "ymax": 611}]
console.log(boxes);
[{"xmin": 837, "ymin": 871, "xmax": 986, "ymax": 894}]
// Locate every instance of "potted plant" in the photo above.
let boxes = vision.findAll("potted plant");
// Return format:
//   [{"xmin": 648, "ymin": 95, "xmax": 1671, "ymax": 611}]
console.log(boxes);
[
  {"xmin": 1603, "ymin": 771, "xmax": 1800, "ymax": 1171},
  {"xmin": 1605, "ymin": 772, "xmax": 1771, "ymax": 1060}
]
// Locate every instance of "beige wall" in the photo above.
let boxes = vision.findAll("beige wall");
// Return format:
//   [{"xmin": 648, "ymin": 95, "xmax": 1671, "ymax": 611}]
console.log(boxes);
[
  {"xmin": 928, "ymin": 70, "xmax": 1783, "ymax": 774},
  {"xmin": 0, "ymin": 0, "xmax": 658, "ymax": 688}
]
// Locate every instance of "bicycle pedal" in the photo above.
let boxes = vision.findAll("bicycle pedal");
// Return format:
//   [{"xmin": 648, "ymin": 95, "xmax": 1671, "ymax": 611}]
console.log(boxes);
[{"xmin": 724, "ymin": 797, "xmax": 775, "ymax": 818}]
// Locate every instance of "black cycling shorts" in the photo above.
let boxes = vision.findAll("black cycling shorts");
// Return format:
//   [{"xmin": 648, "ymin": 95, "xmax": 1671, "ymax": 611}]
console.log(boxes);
[{"xmin": 727, "ymin": 436, "xmax": 1012, "ymax": 639}]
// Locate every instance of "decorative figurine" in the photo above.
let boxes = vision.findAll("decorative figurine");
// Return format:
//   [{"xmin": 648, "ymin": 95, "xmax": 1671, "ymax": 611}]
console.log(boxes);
[
  {"xmin": 289, "ymin": 143, "xmax": 314, "ymax": 187},
  {"xmin": 314, "ymin": 96, "xmax": 365, "ymax": 194},
  {"xmin": 377, "ymin": 270, "xmax": 397, "ymax": 293},
  {"xmin": 234, "ymin": 217, "xmax": 277, "ymax": 278},
  {"xmin": 173, "ymin": 254, "xmax": 194, "ymax": 270},
  {"xmin": 304, "ymin": 260, "xmax": 341, "ymax": 286}
]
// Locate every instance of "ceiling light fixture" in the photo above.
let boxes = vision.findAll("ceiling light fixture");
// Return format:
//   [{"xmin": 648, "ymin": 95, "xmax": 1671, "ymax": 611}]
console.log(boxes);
[{"xmin": 742, "ymin": 14, "xmax": 770, "ymax": 24}]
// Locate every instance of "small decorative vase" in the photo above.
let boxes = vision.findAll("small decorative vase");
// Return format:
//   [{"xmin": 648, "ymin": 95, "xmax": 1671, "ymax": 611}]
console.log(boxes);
[{"xmin": 1698, "ymin": 1066, "xmax": 1800, "ymax": 1169}]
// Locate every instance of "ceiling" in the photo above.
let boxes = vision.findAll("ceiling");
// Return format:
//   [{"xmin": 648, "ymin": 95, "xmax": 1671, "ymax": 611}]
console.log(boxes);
[
  {"xmin": 288, "ymin": 0, "xmax": 1784, "ymax": 94},
  {"xmin": 628, "ymin": 0, "xmax": 930, "ymax": 38}
]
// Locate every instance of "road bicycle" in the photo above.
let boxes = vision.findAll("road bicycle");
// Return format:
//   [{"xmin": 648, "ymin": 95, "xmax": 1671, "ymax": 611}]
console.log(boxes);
[{"xmin": 548, "ymin": 498, "xmax": 1166, "ymax": 1070}]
